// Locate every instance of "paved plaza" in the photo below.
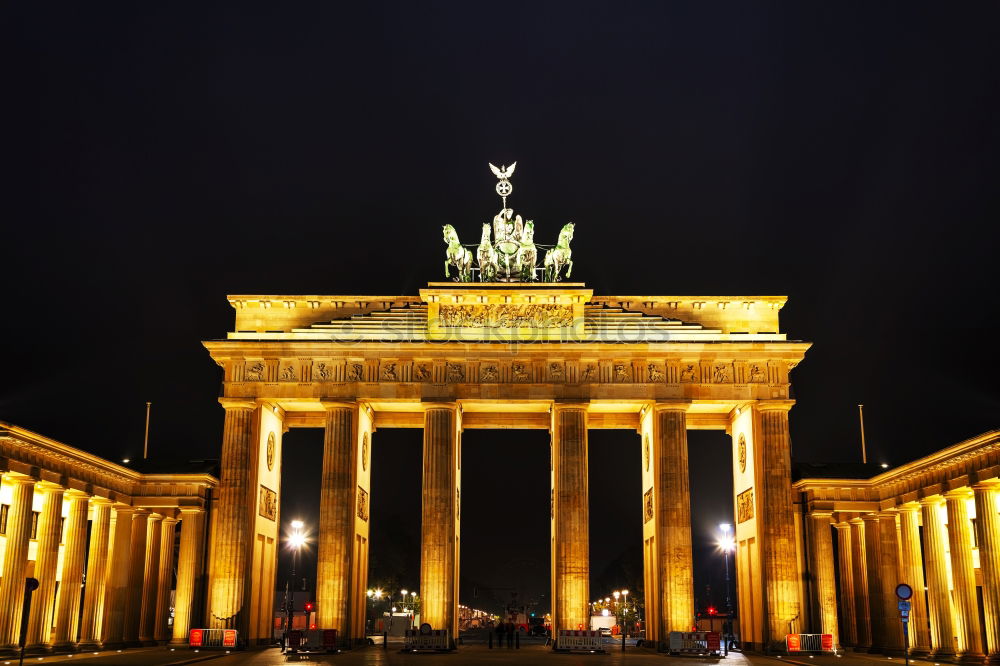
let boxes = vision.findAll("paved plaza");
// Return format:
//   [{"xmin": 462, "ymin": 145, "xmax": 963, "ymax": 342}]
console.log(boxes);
[{"xmin": 3, "ymin": 647, "xmax": 946, "ymax": 666}]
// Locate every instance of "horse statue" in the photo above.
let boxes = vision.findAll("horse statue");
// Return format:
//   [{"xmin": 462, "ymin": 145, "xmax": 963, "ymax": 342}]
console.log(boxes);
[
  {"xmin": 516, "ymin": 220, "xmax": 537, "ymax": 282},
  {"xmin": 443, "ymin": 224, "xmax": 473, "ymax": 282},
  {"xmin": 477, "ymin": 223, "xmax": 499, "ymax": 282},
  {"xmin": 543, "ymin": 222, "xmax": 575, "ymax": 282}
]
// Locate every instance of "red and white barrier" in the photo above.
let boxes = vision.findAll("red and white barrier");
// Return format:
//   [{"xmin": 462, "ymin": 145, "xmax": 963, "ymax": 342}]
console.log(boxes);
[
  {"xmin": 669, "ymin": 631, "xmax": 721, "ymax": 655},
  {"xmin": 786, "ymin": 633, "xmax": 835, "ymax": 652},
  {"xmin": 188, "ymin": 628, "xmax": 238, "ymax": 648},
  {"xmin": 556, "ymin": 629, "xmax": 604, "ymax": 652},
  {"xmin": 404, "ymin": 628, "xmax": 450, "ymax": 651}
]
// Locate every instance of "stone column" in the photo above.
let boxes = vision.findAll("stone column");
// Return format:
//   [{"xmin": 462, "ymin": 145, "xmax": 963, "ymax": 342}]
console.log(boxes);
[
  {"xmin": 0, "ymin": 477, "xmax": 37, "ymax": 651},
  {"xmin": 551, "ymin": 404, "xmax": 589, "ymax": 636},
  {"xmin": 122, "ymin": 510, "xmax": 150, "ymax": 645},
  {"xmin": 898, "ymin": 504, "xmax": 931, "ymax": 655},
  {"xmin": 974, "ymin": 483, "xmax": 1000, "ymax": 663},
  {"xmin": 52, "ymin": 492, "xmax": 90, "ymax": 649},
  {"xmin": 862, "ymin": 514, "xmax": 885, "ymax": 651},
  {"xmin": 317, "ymin": 404, "xmax": 359, "ymax": 636},
  {"xmin": 921, "ymin": 496, "xmax": 956, "ymax": 658},
  {"xmin": 153, "ymin": 517, "xmax": 178, "ymax": 643},
  {"xmin": 946, "ymin": 490, "xmax": 985, "ymax": 661},
  {"xmin": 207, "ymin": 400, "xmax": 257, "ymax": 633},
  {"xmin": 25, "ymin": 485, "xmax": 65, "ymax": 651},
  {"xmin": 79, "ymin": 499, "xmax": 112, "ymax": 648},
  {"xmin": 420, "ymin": 405, "xmax": 460, "ymax": 639},
  {"xmin": 850, "ymin": 518, "xmax": 873, "ymax": 650},
  {"xmin": 650, "ymin": 405, "xmax": 693, "ymax": 641},
  {"xmin": 171, "ymin": 508, "xmax": 206, "ymax": 644},
  {"xmin": 809, "ymin": 512, "xmax": 838, "ymax": 645},
  {"xmin": 101, "ymin": 506, "xmax": 135, "ymax": 649},
  {"xmin": 756, "ymin": 402, "xmax": 802, "ymax": 648},
  {"xmin": 877, "ymin": 511, "xmax": 905, "ymax": 655},
  {"xmin": 834, "ymin": 523, "xmax": 858, "ymax": 646},
  {"xmin": 138, "ymin": 513, "xmax": 162, "ymax": 645}
]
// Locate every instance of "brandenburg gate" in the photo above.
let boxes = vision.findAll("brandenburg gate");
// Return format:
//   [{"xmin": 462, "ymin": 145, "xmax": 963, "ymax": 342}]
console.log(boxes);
[
  {"xmin": 201, "ymin": 163, "xmax": 809, "ymax": 650},
  {"xmin": 202, "ymin": 282, "xmax": 810, "ymax": 650}
]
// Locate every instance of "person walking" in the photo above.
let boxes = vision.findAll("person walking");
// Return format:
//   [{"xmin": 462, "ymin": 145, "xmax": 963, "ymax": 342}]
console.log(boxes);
[
  {"xmin": 496, "ymin": 621, "xmax": 506, "ymax": 648},
  {"xmin": 506, "ymin": 621, "xmax": 515, "ymax": 648}
]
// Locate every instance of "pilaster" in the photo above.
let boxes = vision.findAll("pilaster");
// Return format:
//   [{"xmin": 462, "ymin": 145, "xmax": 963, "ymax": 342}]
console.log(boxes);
[
  {"xmin": 78, "ymin": 499, "xmax": 112, "ymax": 649},
  {"xmin": 139, "ymin": 513, "xmax": 163, "ymax": 645},
  {"xmin": 0, "ymin": 477, "xmax": 37, "ymax": 651},
  {"xmin": 52, "ymin": 492, "xmax": 91, "ymax": 649},
  {"xmin": 101, "ymin": 505, "xmax": 135, "ymax": 649},
  {"xmin": 421, "ymin": 403, "xmax": 461, "ymax": 641},
  {"xmin": 946, "ymin": 489, "xmax": 985, "ymax": 661},
  {"xmin": 921, "ymin": 497, "xmax": 956, "ymax": 658},
  {"xmin": 849, "ymin": 518, "xmax": 873, "ymax": 650},
  {"xmin": 756, "ymin": 401, "xmax": 802, "ymax": 649},
  {"xmin": 171, "ymin": 508, "xmax": 206, "ymax": 645},
  {"xmin": 25, "ymin": 485, "xmax": 65, "ymax": 651},
  {"xmin": 973, "ymin": 483, "xmax": 1000, "ymax": 663},
  {"xmin": 154, "ymin": 517, "xmax": 178, "ymax": 643},
  {"xmin": 897, "ymin": 504, "xmax": 930, "ymax": 655},
  {"xmin": 833, "ymin": 523, "xmax": 857, "ymax": 647},
  {"xmin": 808, "ymin": 512, "xmax": 838, "ymax": 646}
]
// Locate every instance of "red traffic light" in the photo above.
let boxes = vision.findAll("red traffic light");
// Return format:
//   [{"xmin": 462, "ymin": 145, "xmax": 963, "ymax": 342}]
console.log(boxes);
[
  {"xmin": 304, "ymin": 602, "xmax": 314, "ymax": 612},
  {"xmin": 708, "ymin": 606, "xmax": 718, "ymax": 615}
]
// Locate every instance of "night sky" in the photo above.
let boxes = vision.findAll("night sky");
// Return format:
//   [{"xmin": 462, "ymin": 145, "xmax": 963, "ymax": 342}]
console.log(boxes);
[{"xmin": 6, "ymin": 3, "xmax": 999, "ymax": 616}]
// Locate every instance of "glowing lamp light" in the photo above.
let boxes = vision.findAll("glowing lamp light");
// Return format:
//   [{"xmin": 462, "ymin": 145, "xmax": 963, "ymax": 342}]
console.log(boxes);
[
  {"xmin": 291, "ymin": 519, "xmax": 304, "ymax": 530},
  {"xmin": 601, "ymin": 609, "xmax": 609, "ymax": 617},
  {"xmin": 288, "ymin": 532, "xmax": 306, "ymax": 549}
]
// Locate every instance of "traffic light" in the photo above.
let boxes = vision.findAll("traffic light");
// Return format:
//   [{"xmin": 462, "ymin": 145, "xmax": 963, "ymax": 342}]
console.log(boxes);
[
  {"xmin": 708, "ymin": 606, "xmax": 717, "ymax": 616},
  {"xmin": 304, "ymin": 601, "xmax": 314, "ymax": 612}
]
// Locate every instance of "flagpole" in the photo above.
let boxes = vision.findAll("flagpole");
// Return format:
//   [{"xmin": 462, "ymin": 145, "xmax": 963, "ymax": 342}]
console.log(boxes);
[
  {"xmin": 858, "ymin": 404, "xmax": 867, "ymax": 464},
  {"xmin": 143, "ymin": 401, "xmax": 152, "ymax": 460}
]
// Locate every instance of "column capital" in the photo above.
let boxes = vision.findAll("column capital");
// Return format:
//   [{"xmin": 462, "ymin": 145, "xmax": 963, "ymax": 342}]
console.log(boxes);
[
  {"xmin": 972, "ymin": 480, "xmax": 1000, "ymax": 491},
  {"xmin": 64, "ymin": 489, "xmax": 91, "ymax": 500},
  {"xmin": 178, "ymin": 507, "xmax": 205, "ymax": 516},
  {"xmin": 218, "ymin": 397, "xmax": 257, "ymax": 411},
  {"xmin": 161, "ymin": 515, "xmax": 179, "ymax": 525},
  {"xmin": 320, "ymin": 400, "xmax": 359, "ymax": 411},
  {"xmin": 3, "ymin": 475, "xmax": 36, "ymax": 486},
  {"xmin": 833, "ymin": 521, "xmax": 852, "ymax": 529},
  {"xmin": 944, "ymin": 487, "xmax": 974, "ymax": 501},
  {"xmin": 809, "ymin": 511, "xmax": 834, "ymax": 520},
  {"xmin": 897, "ymin": 502, "xmax": 922, "ymax": 513},
  {"xmin": 552, "ymin": 401, "xmax": 590, "ymax": 412},
  {"xmin": 849, "ymin": 516, "xmax": 866, "ymax": 526},
  {"xmin": 652, "ymin": 401, "xmax": 691, "ymax": 413},
  {"xmin": 861, "ymin": 513, "xmax": 881, "ymax": 523},
  {"xmin": 754, "ymin": 399, "xmax": 796, "ymax": 413},
  {"xmin": 89, "ymin": 495, "xmax": 114, "ymax": 506},
  {"xmin": 920, "ymin": 495, "xmax": 946, "ymax": 507}
]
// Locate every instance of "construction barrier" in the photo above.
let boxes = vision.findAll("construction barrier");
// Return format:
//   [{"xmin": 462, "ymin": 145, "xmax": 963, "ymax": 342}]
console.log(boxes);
[
  {"xmin": 556, "ymin": 629, "xmax": 604, "ymax": 652},
  {"xmin": 188, "ymin": 628, "xmax": 238, "ymax": 649},
  {"xmin": 668, "ymin": 631, "xmax": 721, "ymax": 655},
  {"xmin": 286, "ymin": 629, "xmax": 339, "ymax": 653},
  {"xmin": 786, "ymin": 633, "xmax": 835, "ymax": 653},
  {"xmin": 404, "ymin": 628, "xmax": 450, "ymax": 651}
]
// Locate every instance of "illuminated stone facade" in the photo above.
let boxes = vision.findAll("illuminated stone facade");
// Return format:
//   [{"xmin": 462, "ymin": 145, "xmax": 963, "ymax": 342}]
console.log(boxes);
[
  {"xmin": 795, "ymin": 429, "xmax": 1000, "ymax": 658},
  {"xmin": 0, "ymin": 423, "xmax": 215, "ymax": 654},
  {"xmin": 204, "ymin": 283, "xmax": 810, "ymax": 650}
]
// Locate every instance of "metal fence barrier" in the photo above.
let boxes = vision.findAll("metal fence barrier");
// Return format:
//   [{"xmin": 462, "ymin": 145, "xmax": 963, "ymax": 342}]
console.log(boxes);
[
  {"xmin": 668, "ymin": 631, "xmax": 721, "ymax": 655},
  {"xmin": 556, "ymin": 629, "xmax": 604, "ymax": 652},
  {"xmin": 188, "ymin": 628, "xmax": 238, "ymax": 648},
  {"xmin": 404, "ymin": 628, "xmax": 450, "ymax": 651}
]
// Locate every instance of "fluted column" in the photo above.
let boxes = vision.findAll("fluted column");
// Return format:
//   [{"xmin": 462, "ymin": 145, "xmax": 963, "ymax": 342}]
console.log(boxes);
[
  {"xmin": 171, "ymin": 509, "xmax": 206, "ymax": 644},
  {"xmin": 862, "ymin": 514, "xmax": 885, "ymax": 652},
  {"xmin": 316, "ymin": 404, "xmax": 360, "ymax": 635},
  {"xmin": 648, "ymin": 405, "xmax": 693, "ymax": 641},
  {"xmin": 421, "ymin": 405, "xmax": 460, "ymax": 639},
  {"xmin": 809, "ymin": 512, "xmax": 838, "ymax": 644},
  {"xmin": 974, "ymin": 483, "xmax": 1000, "ymax": 663},
  {"xmin": 122, "ymin": 510, "xmax": 150, "ymax": 645},
  {"xmin": 898, "ymin": 504, "xmax": 931, "ymax": 655},
  {"xmin": 25, "ymin": 486, "xmax": 65, "ymax": 651},
  {"xmin": 877, "ymin": 511, "xmax": 905, "ymax": 655},
  {"xmin": 139, "ymin": 513, "xmax": 162, "ymax": 645},
  {"xmin": 850, "ymin": 518, "xmax": 873, "ymax": 650},
  {"xmin": 921, "ymin": 497, "xmax": 956, "ymax": 658},
  {"xmin": 0, "ymin": 478, "xmax": 37, "ymax": 651},
  {"xmin": 79, "ymin": 499, "xmax": 112, "ymax": 648},
  {"xmin": 153, "ymin": 517, "xmax": 178, "ymax": 643},
  {"xmin": 207, "ymin": 400, "xmax": 257, "ymax": 633},
  {"xmin": 52, "ymin": 492, "xmax": 90, "ymax": 649},
  {"xmin": 756, "ymin": 402, "xmax": 802, "ymax": 649},
  {"xmin": 834, "ymin": 523, "xmax": 858, "ymax": 646},
  {"xmin": 101, "ymin": 506, "xmax": 135, "ymax": 649},
  {"xmin": 946, "ymin": 490, "xmax": 985, "ymax": 660}
]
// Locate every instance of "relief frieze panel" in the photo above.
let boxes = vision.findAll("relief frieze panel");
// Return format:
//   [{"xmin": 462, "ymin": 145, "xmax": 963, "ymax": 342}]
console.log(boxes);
[{"xmin": 438, "ymin": 304, "xmax": 574, "ymax": 329}]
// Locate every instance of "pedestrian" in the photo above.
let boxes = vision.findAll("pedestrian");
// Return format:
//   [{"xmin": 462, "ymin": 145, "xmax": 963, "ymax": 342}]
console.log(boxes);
[
  {"xmin": 496, "ymin": 621, "xmax": 505, "ymax": 648},
  {"xmin": 506, "ymin": 621, "xmax": 515, "ymax": 648}
]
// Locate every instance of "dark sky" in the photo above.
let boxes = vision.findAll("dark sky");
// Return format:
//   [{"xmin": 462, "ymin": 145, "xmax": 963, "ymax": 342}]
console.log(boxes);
[{"xmin": 6, "ymin": 2, "xmax": 1000, "ymax": 614}]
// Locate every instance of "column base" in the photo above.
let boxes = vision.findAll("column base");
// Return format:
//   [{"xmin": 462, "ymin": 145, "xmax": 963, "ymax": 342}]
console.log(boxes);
[
  {"xmin": 932, "ymin": 649, "xmax": 958, "ymax": 660},
  {"xmin": 50, "ymin": 642, "xmax": 80, "ymax": 652},
  {"xmin": 985, "ymin": 653, "xmax": 1000, "ymax": 665},
  {"xmin": 910, "ymin": 648, "xmax": 932, "ymax": 658},
  {"xmin": 168, "ymin": 637, "xmax": 190, "ymax": 646},
  {"xmin": 23, "ymin": 644, "xmax": 54, "ymax": 655},
  {"xmin": 959, "ymin": 653, "xmax": 987, "ymax": 664},
  {"xmin": 76, "ymin": 641, "xmax": 103, "ymax": 651},
  {"xmin": 102, "ymin": 641, "xmax": 126, "ymax": 650}
]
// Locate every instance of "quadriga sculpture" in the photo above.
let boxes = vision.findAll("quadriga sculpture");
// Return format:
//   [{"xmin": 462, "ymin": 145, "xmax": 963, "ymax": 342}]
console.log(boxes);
[
  {"xmin": 442, "ymin": 224, "xmax": 473, "ymax": 282},
  {"xmin": 517, "ymin": 220, "xmax": 537, "ymax": 282},
  {"xmin": 543, "ymin": 222, "xmax": 574, "ymax": 282}
]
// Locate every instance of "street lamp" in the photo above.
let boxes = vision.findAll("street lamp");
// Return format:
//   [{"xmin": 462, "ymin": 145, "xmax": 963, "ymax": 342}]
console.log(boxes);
[
  {"xmin": 718, "ymin": 523, "xmax": 735, "ymax": 654},
  {"xmin": 282, "ymin": 519, "xmax": 308, "ymax": 645},
  {"xmin": 622, "ymin": 589, "xmax": 630, "ymax": 638}
]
